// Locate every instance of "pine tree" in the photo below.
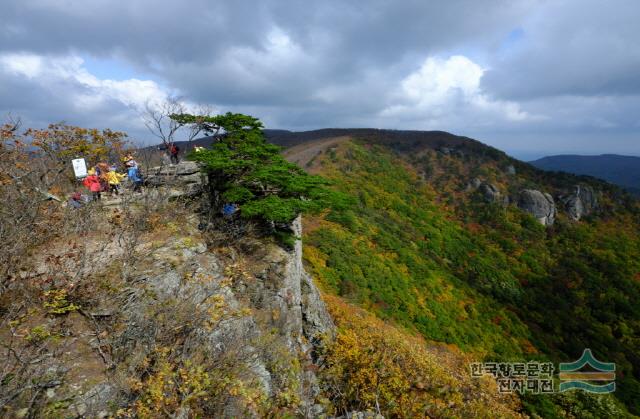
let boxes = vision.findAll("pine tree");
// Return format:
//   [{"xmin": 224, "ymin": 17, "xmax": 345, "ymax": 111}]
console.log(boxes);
[{"xmin": 171, "ymin": 112, "xmax": 344, "ymax": 225}]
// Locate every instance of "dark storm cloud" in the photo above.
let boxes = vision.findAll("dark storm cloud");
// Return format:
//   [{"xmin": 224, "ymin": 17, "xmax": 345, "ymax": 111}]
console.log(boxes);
[
  {"xmin": 0, "ymin": 64, "xmax": 104, "ymax": 127},
  {"xmin": 0, "ymin": 1, "xmax": 269, "ymax": 65},
  {"xmin": 163, "ymin": 0, "xmax": 533, "ymax": 107},
  {"xmin": 0, "ymin": 0, "xmax": 529, "ymax": 105}
]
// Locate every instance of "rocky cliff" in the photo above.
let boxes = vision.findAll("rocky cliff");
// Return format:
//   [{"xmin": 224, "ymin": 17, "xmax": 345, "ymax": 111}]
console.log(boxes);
[
  {"xmin": 560, "ymin": 184, "xmax": 598, "ymax": 220},
  {"xmin": 1, "ymin": 161, "xmax": 335, "ymax": 417}
]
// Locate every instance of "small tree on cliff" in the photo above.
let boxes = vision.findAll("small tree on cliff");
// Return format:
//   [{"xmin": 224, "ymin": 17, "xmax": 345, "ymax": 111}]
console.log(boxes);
[{"xmin": 171, "ymin": 112, "xmax": 342, "ymax": 226}]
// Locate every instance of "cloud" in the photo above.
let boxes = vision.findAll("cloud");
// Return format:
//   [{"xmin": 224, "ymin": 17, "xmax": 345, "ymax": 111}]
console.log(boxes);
[
  {"xmin": 379, "ymin": 55, "xmax": 532, "ymax": 129},
  {"xmin": 0, "ymin": 53, "xmax": 169, "ymax": 110},
  {"xmin": 0, "ymin": 52, "xmax": 175, "ymax": 141},
  {"xmin": 0, "ymin": 0, "xmax": 638, "ymax": 157},
  {"xmin": 481, "ymin": 0, "xmax": 640, "ymax": 100}
]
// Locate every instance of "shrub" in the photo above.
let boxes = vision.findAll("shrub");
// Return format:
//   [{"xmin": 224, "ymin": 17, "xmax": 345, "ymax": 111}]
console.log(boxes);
[{"xmin": 319, "ymin": 295, "xmax": 524, "ymax": 418}]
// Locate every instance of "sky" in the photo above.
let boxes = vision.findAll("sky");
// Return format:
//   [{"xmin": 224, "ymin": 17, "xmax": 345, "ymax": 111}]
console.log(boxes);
[{"xmin": 1, "ymin": 0, "xmax": 639, "ymax": 160}]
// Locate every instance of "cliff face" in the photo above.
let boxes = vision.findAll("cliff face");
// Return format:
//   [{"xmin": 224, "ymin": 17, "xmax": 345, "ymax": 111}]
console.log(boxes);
[
  {"xmin": 108, "ymin": 213, "xmax": 334, "ymax": 417},
  {"xmin": 1, "ymin": 162, "xmax": 334, "ymax": 417}
]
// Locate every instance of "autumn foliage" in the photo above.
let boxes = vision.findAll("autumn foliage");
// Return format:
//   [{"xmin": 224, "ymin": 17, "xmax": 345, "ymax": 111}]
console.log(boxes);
[
  {"xmin": 319, "ymin": 294, "xmax": 524, "ymax": 418},
  {"xmin": 303, "ymin": 139, "xmax": 640, "ymax": 416},
  {"xmin": 0, "ymin": 121, "xmax": 131, "ymax": 288}
]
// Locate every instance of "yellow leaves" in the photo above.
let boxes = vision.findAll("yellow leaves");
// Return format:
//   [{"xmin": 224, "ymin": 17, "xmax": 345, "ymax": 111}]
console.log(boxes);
[
  {"xmin": 24, "ymin": 325, "xmax": 52, "ymax": 343},
  {"xmin": 130, "ymin": 349, "xmax": 217, "ymax": 418},
  {"xmin": 322, "ymin": 296, "xmax": 441, "ymax": 415},
  {"xmin": 223, "ymin": 262, "xmax": 253, "ymax": 283},
  {"xmin": 321, "ymin": 294, "xmax": 524, "ymax": 418},
  {"xmin": 28, "ymin": 123, "xmax": 132, "ymax": 167},
  {"xmin": 435, "ymin": 283, "xmax": 455, "ymax": 303},
  {"xmin": 205, "ymin": 294, "xmax": 226, "ymax": 326},
  {"xmin": 271, "ymin": 308, "xmax": 280, "ymax": 321},
  {"xmin": 303, "ymin": 246, "xmax": 328, "ymax": 269},
  {"xmin": 165, "ymin": 222, "xmax": 179, "ymax": 233},
  {"xmin": 218, "ymin": 276, "xmax": 233, "ymax": 287},
  {"xmin": 42, "ymin": 289, "xmax": 80, "ymax": 315}
]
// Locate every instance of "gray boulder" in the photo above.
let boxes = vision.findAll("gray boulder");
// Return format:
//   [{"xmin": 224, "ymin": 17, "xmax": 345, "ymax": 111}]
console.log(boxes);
[
  {"xmin": 479, "ymin": 182, "xmax": 503, "ymax": 204},
  {"xmin": 561, "ymin": 185, "xmax": 598, "ymax": 220},
  {"xmin": 465, "ymin": 177, "xmax": 482, "ymax": 191},
  {"xmin": 466, "ymin": 179, "xmax": 507, "ymax": 205},
  {"xmin": 518, "ymin": 189, "xmax": 556, "ymax": 226},
  {"xmin": 144, "ymin": 161, "xmax": 206, "ymax": 197}
]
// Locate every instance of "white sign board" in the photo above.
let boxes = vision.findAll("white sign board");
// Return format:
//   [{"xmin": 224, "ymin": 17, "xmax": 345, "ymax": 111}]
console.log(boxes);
[{"xmin": 72, "ymin": 158, "xmax": 88, "ymax": 178}]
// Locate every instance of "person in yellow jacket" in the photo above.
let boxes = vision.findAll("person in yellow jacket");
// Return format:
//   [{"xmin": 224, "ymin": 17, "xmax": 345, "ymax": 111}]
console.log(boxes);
[{"xmin": 104, "ymin": 170, "xmax": 125, "ymax": 196}]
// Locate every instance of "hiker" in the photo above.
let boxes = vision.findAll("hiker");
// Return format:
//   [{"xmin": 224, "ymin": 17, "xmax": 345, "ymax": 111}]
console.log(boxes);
[
  {"xmin": 105, "ymin": 169, "xmax": 125, "ymax": 196},
  {"xmin": 123, "ymin": 155, "xmax": 138, "ymax": 169},
  {"xmin": 82, "ymin": 169, "xmax": 102, "ymax": 201},
  {"xmin": 67, "ymin": 192, "xmax": 85, "ymax": 209},
  {"xmin": 97, "ymin": 162, "xmax": 110, "ymax": 173},
  {"xmin": 170, "ymin": 143, "xmax": 180, "ymax": 164},
  {"xmin": 97, "ymin": 162, "xmax": 110, "ymax": 193},
  {"xmin": 222, "ymin": 203, "xmax": 238, "ymax": 217},
  {"xmin": 127, "ymin": 164, "xmax": 143, "ymax": 192}
]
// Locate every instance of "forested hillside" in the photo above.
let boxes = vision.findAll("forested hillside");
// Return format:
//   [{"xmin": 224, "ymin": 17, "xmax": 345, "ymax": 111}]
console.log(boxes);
[{"xmin": 285, "ymin": 133, "xmax": 640, "ymax": 417}]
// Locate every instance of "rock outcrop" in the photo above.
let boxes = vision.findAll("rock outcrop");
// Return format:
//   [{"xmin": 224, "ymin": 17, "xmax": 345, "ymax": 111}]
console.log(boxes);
[
  {"xmin": 466, "ymin": 178, "xmax": 506, "ymax": 204},
  {"xmin": 438, "ymin": 146, "xmax": 465, "ymax": 158},
  {"xmin": 291, "ymin": 217, "xmax": 335, "ymax": 342},
  {"xmin": 465, "ymin": 177, "xmax": 482, "ymax": 191},
  {"xmin": 478, "ymin": 182, "xmax": 506, "ymax": 204},
  {"xmin": 24, "ymin": 162, "xmax": 335, "ymax": 416},
  {"xmin": 466, "ymin": 176, "xmax": 597, "ymax": 224},
  {"xmin": 561, "ymin": 185, "xmax": 598, "ymax": 220},
  {"xmin": 61, "ymin": 213, "xmax": 335, "ymax": 416},
  {"xmin": 112, "ymin": 214, "xmax": 333, "ymax": 412},
  {"xmin": 518, "ymin": 189, "xmax": 556, "ymax": 226},
  {"xmin": 144, "ymin": 161, "xmax": 206, "ymax": 198}
]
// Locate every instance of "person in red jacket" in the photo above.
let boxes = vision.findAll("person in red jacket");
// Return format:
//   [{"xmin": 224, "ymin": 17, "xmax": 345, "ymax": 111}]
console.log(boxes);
[
  {"xmin": 169, "ymin": 144, "xmax": 180, "ymax": 164},
  {"xmin": 82, "ymin": 169, "xmax": 102, "ymax": 201}
]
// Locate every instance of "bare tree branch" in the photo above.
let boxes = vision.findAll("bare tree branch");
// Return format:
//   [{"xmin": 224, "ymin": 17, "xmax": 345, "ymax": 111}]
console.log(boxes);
[{"xmin": 142, "ymin": 97, "xmax": 186, "ymax": 148}]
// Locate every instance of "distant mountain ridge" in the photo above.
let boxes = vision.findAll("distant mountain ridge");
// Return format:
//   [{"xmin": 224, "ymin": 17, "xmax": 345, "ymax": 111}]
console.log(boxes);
[
  {"xmin": 149, "ymin": 128, "xmax": 638, "ymax": 200},
  {"xmin": 530, "ymin": 154, "xmax": 640, "ymax": 196},
  {"xmin": 174, "ymin": 128, "xmax": 487, "ymax": 151}
]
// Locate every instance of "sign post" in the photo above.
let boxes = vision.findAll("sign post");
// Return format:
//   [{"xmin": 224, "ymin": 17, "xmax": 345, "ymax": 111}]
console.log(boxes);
[{"xmin": 72, "ymin": 158, "xmax": 87, "ymax": 179}]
